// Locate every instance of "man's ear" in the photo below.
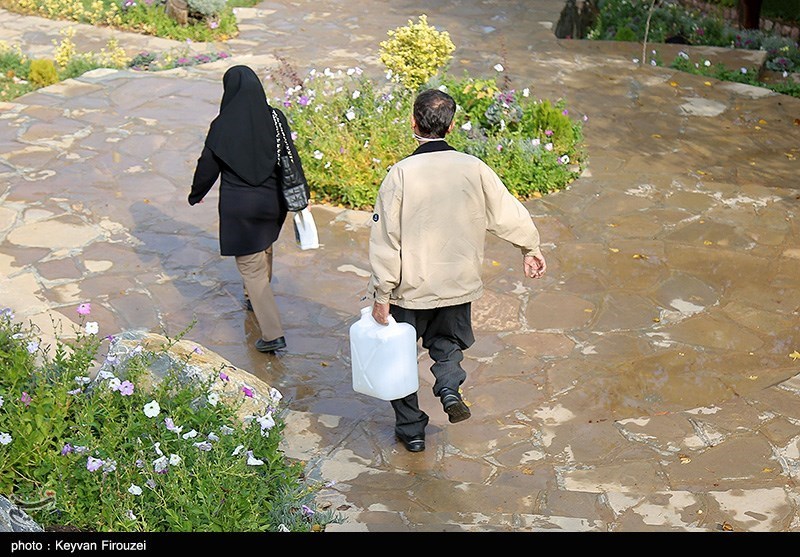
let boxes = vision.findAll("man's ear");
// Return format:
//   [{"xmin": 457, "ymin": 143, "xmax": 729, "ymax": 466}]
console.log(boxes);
[
  {"xmin": 411, "ymin": 114, "xmax": 418, "ymax": 132},
  {"xmin": 447, "ymin": 120, "xmax": 455, "ymax": 133}
]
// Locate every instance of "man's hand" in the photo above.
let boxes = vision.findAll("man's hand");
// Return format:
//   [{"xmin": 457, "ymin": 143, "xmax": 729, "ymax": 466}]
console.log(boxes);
[
  {"xmin": 372, "ymin": 302, "xmax": 390, "ymax": 325},
  {"xmin": 524, "ymin": 254, "xmax": 546, "ymax": 279}
]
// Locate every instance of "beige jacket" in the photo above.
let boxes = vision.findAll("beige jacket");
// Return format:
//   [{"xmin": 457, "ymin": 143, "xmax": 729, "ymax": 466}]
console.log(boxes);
[{"xmin": 368, "ymin": 142, "xmax": 543, "ymax": 309}]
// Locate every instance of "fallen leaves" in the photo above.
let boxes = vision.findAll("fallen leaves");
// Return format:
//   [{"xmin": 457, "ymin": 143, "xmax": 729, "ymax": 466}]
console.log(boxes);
[
  {"xmin": 632, "ymin": 253, "xmax": 648, "ymax": 260},
  {"xmin": 678, "ymin": 454, "xmax": 691, "ymax": 464},
  {"xmin": 789, "ymin": 350, "xmax": 800, "ymax": 361}
]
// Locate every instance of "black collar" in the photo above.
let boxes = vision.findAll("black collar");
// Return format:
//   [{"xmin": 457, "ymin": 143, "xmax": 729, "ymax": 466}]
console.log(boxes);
[{"xmin": 410, "ymin": 140, "xmax": 456, "ymax": 157}]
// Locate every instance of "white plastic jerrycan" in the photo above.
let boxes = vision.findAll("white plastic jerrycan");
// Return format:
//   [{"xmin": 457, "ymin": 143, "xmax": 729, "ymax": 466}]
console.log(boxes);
[{"xmin": 350, "ymin": 306, "xmax": 419, "ymax": 401}]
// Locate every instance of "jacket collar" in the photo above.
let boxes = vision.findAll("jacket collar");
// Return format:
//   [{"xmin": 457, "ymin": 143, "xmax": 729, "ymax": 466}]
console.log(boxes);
[{"xmin": 410, "ymin": 139, "xmax": 456, "ymax": 157}]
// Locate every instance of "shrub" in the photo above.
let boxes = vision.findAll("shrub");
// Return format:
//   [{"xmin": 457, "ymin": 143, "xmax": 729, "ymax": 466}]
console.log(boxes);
[
  {"xmin": 187, "ymin": 0, "xmax": 226, "ymax": 18},
  {"xmin": 274, "ymin": 65, "xmax": 586, "ymax": 209},
  {"xmin": 28, "ymin": 58, "xmax": 58, "ymax": 87},
  {"xmin": 379, "ymin": 14, "xmax": 455, "ymax": 91},
  {"xmin": 0, "ymin": 307, "xmax": 340, "ymax": 531}
]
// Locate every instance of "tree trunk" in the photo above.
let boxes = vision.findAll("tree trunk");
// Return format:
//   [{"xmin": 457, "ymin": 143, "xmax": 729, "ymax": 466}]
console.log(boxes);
[{"xmin": 738, "ymin": 0, "xmax": 763, "ymax": 30}]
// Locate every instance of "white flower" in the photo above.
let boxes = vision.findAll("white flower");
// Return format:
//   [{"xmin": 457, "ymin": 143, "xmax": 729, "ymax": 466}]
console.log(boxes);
[
  {"xmin": 650, "ymin": 60, "xmax": 657, "ymax": 66},
  {"xmin": 246, "ymin": 450, "xmax": 264, "ymax": 466},
  {"xmin": 96, "ymin": 370, "xmax": 115, "ymax": 381},
  {"xmin": 153, "ymin": 442, "xmax": 163, "ymax": 456},
  {"xmin": 385, "ymin": 69, "xmax": 393, "ymax": 80},
  {"xmin": 531, "ymin": 138, "xmax": 541, "ymax": 147},
  {"xmin": 313, "ymin": 150, "xmax": 324, "ymax": 160},
  {"xmin": 278, "ymin": 524, "xmax": 290, "ymax": 532},
  {"xmin": 545, "ymin": 143, "xmax": 554, "ymax": 151},
  {"xmin": 704, "ymin": 59, "xmax": 711, "ymax": 67},
  {"xmin": 126, "ymin": 510, "xmax": 137, "ymax": 520},
  {"xmin": 493, "ymin": 63, "xmax": 504, "ymax": 72},
  {"xmin": 153, "ymin": 456, "xmax": 168, "ymax": 473},
  {"xmin": 352, "ymin": 90, "xmax": 361, "ymax": 99},
  {"xmin": 26, "ymin": 341, "xmax": 38, "ymax": 353},
  {"xmin": 108, "ymin": 377, "xmax": 121, "ymax": 391},
  {"xmin": 75, "ymin": 376, "xmax": 91, "ymax": 385},
  {"xmin": 207, "ymin": 392, "xmax": 219, "ymax": 407},
  {"xmin": 678, "ymin": 51, "xmax": 689, "ymax": 60},
  {"xmin": 169, "ymin": 453, "xmax": 182, "ymax": 466},
  {"xmin": 220, "ymin": 425, "xmax": 234, "ymax": 435},
  {"xmin": 437, "ymin": 84, "xmax": 447, "ymax": 92},
  {"xmin": 632, "ymin": 58, "xmax": 639, "ymax": 64},
  {"xmin": 231, "ymin": 444, "xmax": 245, "ymax": 456},
  {"xmin": 559, "ymin": 155, "xmax": 570, "ymax": 164},
  {"xmin": 522, "ymin": 88, "xmax": 530, "ymax": 97},
  {"xmin": 102, "ymin": 459, "xmax": 117, "ymax": 472},
  {"xmin": 346, "ymin": 67, "xmax": 356, "ymax": 76},
  {"xmin": 182, "ymin": 429, "xmax": 198, "ymax": 439},
  {"xmin": 0, "ymin": 396, "xmax": 3, "ymax": 408},
  {"xmin": 207, "ymin": 432, "xmax": 220, "ymax": 442},
  {"xmin": 324, "ymin": 161, "xmax": 331, "ymax": 169},
  {"xmin": 345, "ymin": 109, "xmax": 356, "ymax": 121},
  {"xmin": 128, "ymin": 484, "xmax": 142, "ymax": 496},
  {"xmin": 783, "ymin": 71, "xmax": 789, "ymax": 78},
  {"xmin": 85, "ymin": 322, "xmax": 99, "ymax": 335},
  {"xmin": 257, "ymin": 413, "xmax": 276, "ymax": 435},
  {"xmin": 0, "ymin": 432, "xmax": 11, "ymax": 445},
  {"xmin": 461, "ymin": 121, "xmax": 472, "ymax": 131},
  {"xmin": 143, "ymin": 400, "xmax": 161, "ymax": 418},
  {"xmin": 740, "ymin": 67, "xmax": 747, "ymax": 74},
  {"xmin": 193, "ymin": 441, "xmax": 212, "ymax": 451}
]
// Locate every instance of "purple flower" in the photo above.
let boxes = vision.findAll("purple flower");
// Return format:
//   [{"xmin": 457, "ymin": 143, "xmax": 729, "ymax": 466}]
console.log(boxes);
[
  {"xmin": 20, "ymin": 392, "xmax": 31, "ymax": 407},
  {"xmin": 118, "ymin": 381, "xmax": 134, "ymax": 396},
  {"xmin": 301, "ymin": 505, "xmax": 315, "ymax": 517},
  {"xmin": 242, "ymin": 385, "xmax": 254, "ymax": 398},
  {"xmin": 67, "ymin": 388, "xmax": 82, "ymax": 395},
  {"xmin": 218, "ymin": 52, "xmax": 229, "ymax": 58},
  {"xmin": 61, "ymin": 443, "xmax": 73, "ymax": 455},
  {"xmin": 209, "ymin": 21, "xmax": 219, "ymax": 29},
  {"xmin": 219, "ymin": 371, "xmax": 229, "ymax": 382},
  {"xmin": 283, "ymin": 100, "xmax": 292, "ymax": 108},
  {"xmin": 86, "ymin": 457, "xmax": 104, "ymax": 472},
  {"xmin": 146, "ymin": 479, "xmax": 156, "ymax": 489},
  {"xmin": 298, "ymin": 95, "xmax": 310, "ymax": 107},
  {"xmin": 77, "ymin": 303, "xmax": 91, "ymax": 315}
]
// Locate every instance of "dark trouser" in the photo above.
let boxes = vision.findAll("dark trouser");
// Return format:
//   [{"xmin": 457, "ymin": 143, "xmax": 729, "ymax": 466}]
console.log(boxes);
[{"xmin": 389, "ymin": 302, "xmax": 475, "ymax": 440}]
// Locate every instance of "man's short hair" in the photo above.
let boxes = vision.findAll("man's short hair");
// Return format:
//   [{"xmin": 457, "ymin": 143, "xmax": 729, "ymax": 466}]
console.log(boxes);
[{"xmin": 413, "ymin": 89, "xmax": 456, "ymax": 138}]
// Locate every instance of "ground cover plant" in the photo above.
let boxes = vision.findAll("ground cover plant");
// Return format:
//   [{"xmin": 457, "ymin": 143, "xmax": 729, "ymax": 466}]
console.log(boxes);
[{"xmin": 0, "ymin": 306, "xmax": 340, "ymax": 531}]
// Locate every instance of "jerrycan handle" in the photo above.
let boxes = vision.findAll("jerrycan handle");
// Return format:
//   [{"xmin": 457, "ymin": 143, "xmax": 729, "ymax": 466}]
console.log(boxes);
[{"xmin": 360, "ymin": 305, "xmax": 397, "ymax": 326}]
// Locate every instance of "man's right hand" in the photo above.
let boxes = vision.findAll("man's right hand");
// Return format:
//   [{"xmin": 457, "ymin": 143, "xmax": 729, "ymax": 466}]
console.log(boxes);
[
  {"xmin": 372, "ymin": 302, "xmax": 390, "ymax": 325},
  {"xmin": 524, "ymin": 254, "xmax": 546, "ymax": 279}
]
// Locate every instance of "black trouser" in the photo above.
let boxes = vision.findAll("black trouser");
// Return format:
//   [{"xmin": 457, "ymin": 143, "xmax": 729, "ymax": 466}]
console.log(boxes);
[{"xmin": 389, "ymin": 302, "xmax": 475, "ymax": 439}]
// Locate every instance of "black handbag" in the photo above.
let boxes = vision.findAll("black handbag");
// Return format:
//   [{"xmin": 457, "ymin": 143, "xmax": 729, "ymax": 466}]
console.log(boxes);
[{"xmin": 271, "ymin": 108, "xmax": 309, "ymax": 212}]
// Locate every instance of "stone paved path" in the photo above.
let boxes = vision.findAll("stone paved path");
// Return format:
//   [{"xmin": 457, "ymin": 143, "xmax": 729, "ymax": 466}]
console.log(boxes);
[{"xmin": 1, "ymin": 0, "xmax": 800, "ymax": 532}]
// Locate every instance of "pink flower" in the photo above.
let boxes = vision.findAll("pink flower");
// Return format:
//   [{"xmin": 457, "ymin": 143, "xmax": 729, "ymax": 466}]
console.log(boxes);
[
  {"xmin": 562, "ymin": 109, "xmax": 569, "ymax": 116},
  {"xmin": 119, "ymin": 381, "xmax": 134, "ymax": 396},
  {"xmin": 77, "ymin": 303, "xmax": 91, "ymax": 315},
  {"xmin": 20, "ymin": 392, "xmax": 31, "ymax": 407},
  {"xmin": 545, "ymin": 129, "xmax": 553, "ymax": 137}
]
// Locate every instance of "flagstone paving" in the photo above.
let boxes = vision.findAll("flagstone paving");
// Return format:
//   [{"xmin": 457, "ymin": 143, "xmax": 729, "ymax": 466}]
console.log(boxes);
[{"xmin": 1, "ymin": 0, "xmax": 799, "ymax": 532}]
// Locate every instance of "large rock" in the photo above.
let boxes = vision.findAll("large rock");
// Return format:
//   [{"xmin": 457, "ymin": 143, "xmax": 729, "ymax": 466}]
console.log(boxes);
[
  {"xmin": 0, "ymin": 496, "xmax": 44, "ymax": 532},
  {"xmin": 97, "ymin": 330, "xmax": 281, "ymax": 423}
]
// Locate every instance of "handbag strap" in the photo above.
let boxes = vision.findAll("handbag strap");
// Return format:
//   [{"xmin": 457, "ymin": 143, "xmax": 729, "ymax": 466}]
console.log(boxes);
[{"xmin": 271, "ymin": 109, "xmax": 295, "ymax": 165}]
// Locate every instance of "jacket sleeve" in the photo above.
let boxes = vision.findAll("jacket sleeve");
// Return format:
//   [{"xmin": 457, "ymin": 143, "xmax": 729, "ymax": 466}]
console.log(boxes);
[
  {"xmin": 367, "ymin": 166, "xmax": 404, "ymax": 305},
  {"xmin": 481, "ymin": 162, "xmax": 543, "ymax": 258},
  {"xmin": 276, "ymin": 109, "xmax": 310, "ymax": 201},
  {"xmin": 188, "ymin": 146, "xmax": 221, "ymax": 205}
]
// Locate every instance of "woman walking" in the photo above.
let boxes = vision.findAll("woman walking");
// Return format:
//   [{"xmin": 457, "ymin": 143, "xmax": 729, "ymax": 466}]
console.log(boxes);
[{"xmin": 188, "ymin": 65, "xmax": 306, "ymax": 353}]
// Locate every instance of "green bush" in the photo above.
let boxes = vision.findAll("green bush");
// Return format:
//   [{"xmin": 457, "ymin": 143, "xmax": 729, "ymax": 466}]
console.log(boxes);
[
  {"xmin": 28, "ymin": 58, "xmax": 58, "ymax": 87},
  {"xmin": 379, "ymin": 14, "xmax": 455, "ymax": 91},
  {"xmin": 274, "ymin": 65, "xmax": 586, "ymax": 209},
  {"xmin": 0, "ymin": 307, "xmax": 340, "ymax": 532},
  {"xmin": 187, "ymin": 0, "xmax": 226, "ymax": 18}
]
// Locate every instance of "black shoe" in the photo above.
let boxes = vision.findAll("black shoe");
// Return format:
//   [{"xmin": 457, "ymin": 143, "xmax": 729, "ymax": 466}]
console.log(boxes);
[
  {"xmin": 440, "ymin": 387, "xmax": 471, "ymax": 424},
  {"xmin": 395, "ymin": 433, "xmax": 425, "ymax": 453},
  {"xmin": 245, "ymin": 299, "xmax": 253, "ymax": 311},
  {"xmin": 255, "ymin": 336, "xmax": 286, "ymax": 353}
]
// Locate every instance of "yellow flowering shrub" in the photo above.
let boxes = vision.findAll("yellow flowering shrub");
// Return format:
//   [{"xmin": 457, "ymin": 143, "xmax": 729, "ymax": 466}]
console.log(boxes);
[
  {"xmin": 379, "ymin": 14, "xmax": 455, "ymax": 91},
  {"xmin": 53, "ymin": 28, "xmax": 77, "ymax": 68},
  {"xmin": 28, "ymin": 58, "xmax": 58, "ymax": 86},
  {"xmin": 98, "ymin": 37, "xmax": 129, "ymax": 68}
]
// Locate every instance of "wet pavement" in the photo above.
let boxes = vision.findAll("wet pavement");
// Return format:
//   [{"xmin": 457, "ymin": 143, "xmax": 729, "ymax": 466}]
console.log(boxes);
[{"xmin": 1, "ymin": 0, "xmax": 800, "ymax": 533}]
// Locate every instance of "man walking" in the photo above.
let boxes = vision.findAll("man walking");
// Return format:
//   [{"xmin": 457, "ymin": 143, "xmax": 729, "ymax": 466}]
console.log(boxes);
[{"xmin": 367, "ymin": 88, "xmax": 547, "ymax": 453}]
